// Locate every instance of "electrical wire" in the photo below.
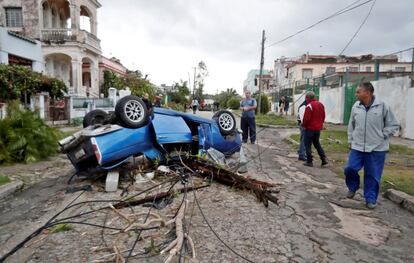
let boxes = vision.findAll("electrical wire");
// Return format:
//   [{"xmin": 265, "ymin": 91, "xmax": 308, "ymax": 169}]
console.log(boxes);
[
  {"xmin": 192, "ymin": 188, "xmax": 255, "ymax": 263},
  {"xmin": 265, "ymin": 0, "xmax": 374, "ymax": 48},
  {"xmin": 338, "ymin": 0, "xmax": 377, "ymax": 55}
]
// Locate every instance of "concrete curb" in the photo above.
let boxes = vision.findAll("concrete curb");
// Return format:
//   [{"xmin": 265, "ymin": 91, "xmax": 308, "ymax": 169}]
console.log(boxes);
[
  {"xmin": 285, "ymin": 137, "xmax": 300, "ymax": 145},
  {"xmin": 257, "ymin": 123, "xmax": 296, "ymax": 129},
  {"xmin": 384, "ymin": 189, "xmax": 414, "ymax": 214},
  {"xmin": 0, "ymin": 180, "xmax": 24, "ymax": 200}
]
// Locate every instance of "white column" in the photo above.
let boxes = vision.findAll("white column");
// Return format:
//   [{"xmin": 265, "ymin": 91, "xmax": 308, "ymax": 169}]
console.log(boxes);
[
  {"xmin": 71, "ymin": 59, "xmax": 82, "ymax": 96},
  {"xmin": 70, "ymin": 4, "xmax": 80, "ymax": 33},
  {"xmin": 0, "ymin": 51, "xmax": 9, "ymax": 64}
]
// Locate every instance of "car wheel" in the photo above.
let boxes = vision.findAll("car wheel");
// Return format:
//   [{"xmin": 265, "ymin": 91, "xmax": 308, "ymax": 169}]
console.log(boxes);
[
  {"xmin": 115, "ymin": 95, "xmax": 149, "ymax": 128},
  {"xmin": 83, "ymin": 109, "xmax": 108, "ymax": 128},
  {"xmin": 215, "ymin": 110, "xmax": 236, "ymax": 135}
]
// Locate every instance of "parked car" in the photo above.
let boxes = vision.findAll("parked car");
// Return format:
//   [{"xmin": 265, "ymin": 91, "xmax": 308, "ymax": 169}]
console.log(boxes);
[{"xmin": 59, "ymin": 95, "xmax": 241, "ymax": 173}]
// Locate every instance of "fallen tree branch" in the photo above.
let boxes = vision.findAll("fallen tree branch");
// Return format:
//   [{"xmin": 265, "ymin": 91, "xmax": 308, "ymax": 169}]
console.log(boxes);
[
  {"xmin": 187, "ymin": 158, "xmax": 281, "ymax": 207},
  {"xmin": 113, "ymin": 184, "xmax": 209, "ymax": 209}
]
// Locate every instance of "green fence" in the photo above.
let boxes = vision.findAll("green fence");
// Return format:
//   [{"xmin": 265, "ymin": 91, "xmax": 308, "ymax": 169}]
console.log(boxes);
[{"xmin": 343, "ymin": 83, "xmax": 358, "ymax": 124}]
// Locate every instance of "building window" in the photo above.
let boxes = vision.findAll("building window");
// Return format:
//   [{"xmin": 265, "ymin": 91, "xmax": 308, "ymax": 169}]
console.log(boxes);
[
  {"xmin": 5, "ymin": 7, "xmax": 23, "ymax": 27},
  {"xmin": 395, "ymin": 67, "xmax": 406, "ymax": 72},
  {"xmin": 349, "ymin": 67, "xmax": 359, "ymax": 72},
  {"xmin": 365, "ymin": 66, "xmax": 371, "ymax": 72},
  {"xmin": 302, "ymin": 69, "xmax": 313, "ymax": 79},
  {"xmin": 325, "ymin": 67, "xmax": 336, "ymax": 75}
]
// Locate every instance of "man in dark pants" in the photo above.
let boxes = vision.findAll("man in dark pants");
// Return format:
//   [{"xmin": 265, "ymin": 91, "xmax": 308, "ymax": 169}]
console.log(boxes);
[
  {"xmin": 302, "ymin": 92, "xmax": 328, "ymax": 167},
  {"xmin": 344, "ymin": 82, "xmax": 399, "ymax": 209},
  {"xmin": 240, "ymin": 90, "xmax": 257, "ymax": 144}
]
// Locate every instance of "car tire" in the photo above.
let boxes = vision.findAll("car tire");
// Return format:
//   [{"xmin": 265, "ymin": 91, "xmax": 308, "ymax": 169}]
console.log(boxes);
[
  {"xmin": 214, "ymin": 110, "xmax": 236, "ymax": 136},
  {"xmin": 115, "ymin": 95, "xmax": 149, "ymax": 128},
  {"xmin": 83, "ymin": 109, "xmax": 108, "ymax": 128}
]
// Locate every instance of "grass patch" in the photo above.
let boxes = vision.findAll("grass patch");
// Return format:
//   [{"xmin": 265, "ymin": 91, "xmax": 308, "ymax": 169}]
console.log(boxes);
[
  {"xmin": 289, "ymin": 129, "xmax": 414, "ymax": 196},
  {"xmin": 0, "ymin": 174, "xmax": 11, "ymax": 186},
  {"xmin": 255, "ymin": 114, "xmax": 297, "ymax": 127},
  {"xmin": 49, "ymin": 223, "xmax": 73, "ymax": 233}
]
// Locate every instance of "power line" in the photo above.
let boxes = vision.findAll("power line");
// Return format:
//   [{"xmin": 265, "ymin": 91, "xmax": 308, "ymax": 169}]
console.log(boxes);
[
  {"xmin": 265, "ymin": 0, "xmax": 374, "ymax": 48},
  {"xmin": 338, "ymin": 0, "xmax": 377, "ymax": 55}
]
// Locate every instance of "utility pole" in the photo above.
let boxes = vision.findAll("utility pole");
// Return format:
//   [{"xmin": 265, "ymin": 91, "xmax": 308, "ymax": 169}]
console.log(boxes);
[
  {"xmin": 193, "ymin": 67, "xmax": 197, "ymax": 99},
  {"xmin": 258, "ymin": 30, "xmax": 265, "ymax": 114}
]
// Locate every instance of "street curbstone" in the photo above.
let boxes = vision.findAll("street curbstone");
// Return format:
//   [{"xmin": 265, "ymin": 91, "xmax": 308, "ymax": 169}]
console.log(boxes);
[
  {"xmin": 0, "ymin": 180, "xmax": 24, "ymax": 200},
  {"xmin": 384, "ymin": 189, "xmax": 414, "ymax": 214}
]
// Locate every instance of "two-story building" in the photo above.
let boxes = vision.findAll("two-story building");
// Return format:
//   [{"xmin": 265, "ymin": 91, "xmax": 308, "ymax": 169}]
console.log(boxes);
[
  {"xmin": 0, "ymin": 0, "xmax": 102, "ymax": 97},
  {"xmin": 274, "ymin": 53, "xmax": 412, "ymax": 90},
  {"xmin": 243, "ymin": 69, "xmax": 271, "ymax": 93}
]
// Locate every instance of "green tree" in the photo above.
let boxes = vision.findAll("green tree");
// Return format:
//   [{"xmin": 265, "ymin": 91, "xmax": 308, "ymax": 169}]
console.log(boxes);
[
  {"xmin": 169, "ymin": 80, "xmax": 190, "ymax": 108},
  {"xmin": 254, "ymin": 93, "xmax": 270, "ymax": 114},
  {"xmin": 214, "ymin": 88, "xmax": 238, "ymax": 108},
  {"xmin": 0, "ymin": 64, "xmax": 67, "ymax": 102},
  {"xmin": 194, "ymin": 61, "xmax": 208, "ymax": 101},
  {"xmin": 227, "ymin": 98, "xmax": 240, "ymax": 110}
]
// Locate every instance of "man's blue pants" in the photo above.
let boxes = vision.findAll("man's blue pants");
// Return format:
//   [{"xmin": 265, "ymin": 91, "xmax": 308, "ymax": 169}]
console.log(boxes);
[{"xmin": 344, "ymin": 150, "xmax": 386, "ymax": 204}]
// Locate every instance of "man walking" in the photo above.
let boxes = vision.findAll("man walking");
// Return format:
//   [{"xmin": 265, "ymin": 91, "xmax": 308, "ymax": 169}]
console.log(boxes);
[
  {"xmin": 191, "ymin": 97, "xmax": 199, "ymax": 114},
  {"xmin": 240, "ymin": 90, "xmax": 257, "ymax": 144},
  {"xmin": 302, "ymin": 92, "xmax": 328, "ymax": 167},
  {"xmin": 345, "ymin": 82, "xmax": 399, "ymax": 209},
  {"xmin": 297, "ymin": 99, "xmax": 307, "ymax": 161}
]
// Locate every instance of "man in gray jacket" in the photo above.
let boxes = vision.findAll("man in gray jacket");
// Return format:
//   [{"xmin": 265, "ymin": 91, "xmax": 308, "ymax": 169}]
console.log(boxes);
[{"xmin": 345, "ymin": 82, "xmax": 399, "ymax": 209}]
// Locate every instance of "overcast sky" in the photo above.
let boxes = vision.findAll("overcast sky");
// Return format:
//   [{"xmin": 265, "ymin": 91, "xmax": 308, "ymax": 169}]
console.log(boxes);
[{"xmin": 98, "ymin": 0, "xmax": 414, "ymax": 94}]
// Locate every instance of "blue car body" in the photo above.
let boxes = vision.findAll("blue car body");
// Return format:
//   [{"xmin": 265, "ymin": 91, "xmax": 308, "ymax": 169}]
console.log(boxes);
[{"xmin": 62, "ymin": 108, "xmax": 241, "ymax": 172}]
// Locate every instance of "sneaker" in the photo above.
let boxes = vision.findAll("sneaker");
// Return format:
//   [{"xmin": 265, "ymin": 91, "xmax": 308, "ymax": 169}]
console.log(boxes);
[
  {"xmin": 346, "ymin": 191, "xmax": 356, "ymax": 199},
  {"xmin": 303, "ymin": 162, "xmax": 313, "ymax": 167},
  {"xmin": 250, "ymin": 141, "xmax": 255, "ymax": 144},
  {"xmin": 321, "ymin": 158, "xmax": 328, "ymax": 166},
  {"xmin": 298, "ymin": 157, "xmax": 307, "ymax": 161},
  {"xmin": 242, "ymin": 140, "xmax": 247, "ymax": 143},
  {"xmin": 366, "ymin": 202, "xmax": 377, "ymax": 209}
]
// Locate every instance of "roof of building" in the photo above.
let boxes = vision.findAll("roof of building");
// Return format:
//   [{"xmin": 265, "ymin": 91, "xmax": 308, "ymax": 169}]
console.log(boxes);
[{"xmin": 286, "ymin": 53, "xmax": 401, "ymax": 68}]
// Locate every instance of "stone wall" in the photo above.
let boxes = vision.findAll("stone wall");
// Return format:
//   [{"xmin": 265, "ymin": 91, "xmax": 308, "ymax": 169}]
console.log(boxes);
[
  {"xmin": 0, "ymin": 0, "xmax": 40, "ymax": 39},
  {"xmin": 319, "ymin": 86, "xmax": 345, "ymax": 124}
]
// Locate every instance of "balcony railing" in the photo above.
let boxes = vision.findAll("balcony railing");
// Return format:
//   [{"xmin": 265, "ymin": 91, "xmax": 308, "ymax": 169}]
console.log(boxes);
[
  {"xmin": 41, "ymin": 28, "xmax": 75, "ymax": 42},
  {"xmin": 41, "ymin": 29, "xmax": 101, "ymax": 50},
  {"xmin": 78, "ymin": 30, "xmax": 101, "ymax": 50}
]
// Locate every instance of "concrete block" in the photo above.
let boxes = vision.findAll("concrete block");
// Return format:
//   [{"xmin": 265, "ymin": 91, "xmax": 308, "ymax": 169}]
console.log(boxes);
[
  {"xmin": 402, "ymin": 196, "xmax": 414, "ymax": 214},
  {"xmin": 384, "ymin": 189, "xmax": 409, "ymax": 204},
  {"xmin": 384, "ymin": 189, "xmax": 414, "ymax": 214},
  {"xmin": 0, "ymin": 180, "xmax": 24, "ymax": 200},
  {"xmin": 105, "ymin": 171, "xmax": 119, "ymax": 192}
]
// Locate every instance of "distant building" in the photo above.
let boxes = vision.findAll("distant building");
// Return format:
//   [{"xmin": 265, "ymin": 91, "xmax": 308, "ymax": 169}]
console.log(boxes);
[
  {"xmin": 0, "ymin": 27, "xmax": 43, "ymax": 71},
  {"xmin": 0, "ymin": 0, "xmax": 103, "ymax": 97},
  {"xmin": 274, "ymin": 53, "xmax": 412, "ymax": 90},
  {"xmin": 243, "ymin": 69, "xmax": 270, "ymax": 93}
]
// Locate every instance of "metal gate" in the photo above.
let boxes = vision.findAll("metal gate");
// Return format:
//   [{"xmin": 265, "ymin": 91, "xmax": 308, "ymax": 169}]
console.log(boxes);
[{"xmin": 343, "ymin": 83, "xmax": 358, "ymax": 124}]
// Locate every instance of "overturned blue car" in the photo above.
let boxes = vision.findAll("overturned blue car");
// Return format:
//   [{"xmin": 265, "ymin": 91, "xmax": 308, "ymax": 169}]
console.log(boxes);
[{"xmin": 59, "ymin": 95, "xmax": 241, "ymax": 173}]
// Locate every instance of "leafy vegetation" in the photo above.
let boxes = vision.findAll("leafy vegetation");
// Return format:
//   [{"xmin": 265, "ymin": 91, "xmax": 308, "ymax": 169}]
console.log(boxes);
[
  {"xmin": 0, "ymin": 101, "xmax": 60, "ymax": 164},
  {"xmin": 0, "ymin": 64, "xmax": 67, "ymax": 102},
  {"xmin": 255, "ymin": 114, "xmax": 297, "ymax": 126},
  {"xmin": 289, "ymin": 129, "xmax": 414, "ymax": 195},
  {"xmin": 49, "ymin": 223, "xmax": 73, "ymax": 233},
  {"xmin": 168, "ymin": 81, "xmax": 190, "ymax": 108},
  {"xmin": 0, "ymin": 174, "xmax": 11, "ymax": 186},
  {"xmin": 226, "ymin": 98, "xmax": 240, "ymax": 110},
  {"xmin": 254, "ymin": 93, "xmax": 270, "ymax": 114},
  {"xmin": 102, "ymin": 70, "xmax": 156, "ymax": 99},
  {"xmin": 214, "ymin": 88, "xmax": 239, "ymax": 108}
]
